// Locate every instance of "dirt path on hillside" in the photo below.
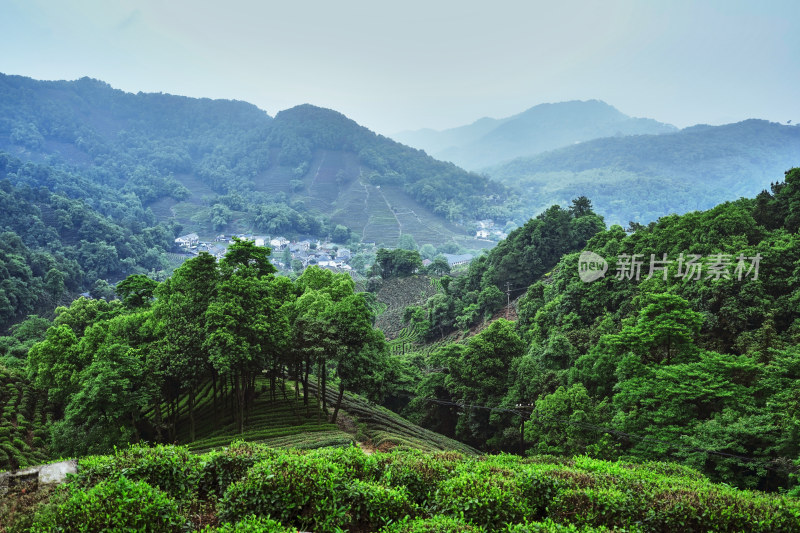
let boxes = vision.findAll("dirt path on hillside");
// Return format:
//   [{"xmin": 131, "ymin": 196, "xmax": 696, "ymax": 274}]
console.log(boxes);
[
  {"xmin": 307, "ymin": 152, "xmax": 327, "ymax": 192},
  {"xmin": 377, "ymin": 187, "xmax": 403, "ymax": 240}
]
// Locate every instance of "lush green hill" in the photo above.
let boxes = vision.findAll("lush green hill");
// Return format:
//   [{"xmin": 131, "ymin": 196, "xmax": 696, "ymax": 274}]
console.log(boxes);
[
  {"xmin": 0, "ymin": 154, "xmax": 176, "ymax": 332},
  {"xmin": 404, "ymin": 168, "xmax": 800, "ymax": 493},
  {"xmin": 0, "ymin": 73, "xmax": 512, "ymax": 247},
  {"xmin": 488, "ymin": 119, "xmax": 800, "ymax": 225},
  {"xmin": 394, "ymin": 100, "xmax": 676, "ymax": 170}
]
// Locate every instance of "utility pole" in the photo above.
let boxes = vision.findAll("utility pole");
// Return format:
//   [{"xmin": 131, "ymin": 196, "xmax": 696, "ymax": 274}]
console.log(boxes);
[{"xmin": 506, "ymin": 282, "xmax": 511, "ymax": 319}]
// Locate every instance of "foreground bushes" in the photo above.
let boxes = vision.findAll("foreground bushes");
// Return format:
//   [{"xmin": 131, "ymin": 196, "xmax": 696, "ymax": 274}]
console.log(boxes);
[{"xmin": 11, "ymin": 443, "xmax": 800, "ymax": 532}]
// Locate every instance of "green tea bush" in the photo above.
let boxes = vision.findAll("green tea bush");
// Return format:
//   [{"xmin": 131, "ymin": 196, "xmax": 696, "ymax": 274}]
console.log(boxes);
[
  {"xmin": 379, "ymin": 515, "xmax": 486, "ymax": 532},
  {"xmin": 344, "ymin": 479, "xmax": 418, "ymax": 530},
  {"xmin": 549, "ymin": 487, "xmax": 640, "ymax": 529},
  {"xmin": 504, "ymin": 519, "xmax": 615, "ymax": 532},
  {"xmin": 371, "ymin": 449, "xmax": 461, "ymax": 504},
  {"xmin": 198, "ymin": 440, "xmax": 281, "ymax": 498},
  {"xmin": 218, "ymin": 453, "xmax": 347, "ymax": 531},
  {"xmin": 516, "ymin": 467, "xmax": 566, "ymax": 519},
  {"xmin": 305, "ymin": 443, "xmax": 372, "ymax": 480},
  {"xmin": 433, "ymin": 471, "xmax": 531, "ymax": 527},
  {"xmin": 76, "ymin": 443, "xmax": 201, "ymax": 500},
  {"xmin": 202, "ymin": 515, "xmax": 298, "ymax": 532},
  {"xmin": 638, "ymin": 486, "xmax": 800, "ymax": 532},
  {"xmin": 30, "ymin": 476, "xmax": 184, "ymax": 532}
]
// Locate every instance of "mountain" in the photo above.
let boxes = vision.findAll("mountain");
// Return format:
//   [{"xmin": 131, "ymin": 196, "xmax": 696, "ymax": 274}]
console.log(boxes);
[
  {"xmin": 254, "ymin": 104, "xmax": 512, "ymax": 246},
  {"xmin": 0, "ymin": 74, "xmax": 510, "ymax": 248},
  {"xmin": 393, "ymin": 100, "xmax": 677, "ymax": 170},
  {"xmin": 488, "ymin": 119, "xmax": 800, "ymax": 226}
]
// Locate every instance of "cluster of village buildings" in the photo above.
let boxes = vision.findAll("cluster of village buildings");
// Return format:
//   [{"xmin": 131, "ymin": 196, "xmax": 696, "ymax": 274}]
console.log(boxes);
[
  {"xmin": 474, "ymin": 219, "xmax": 509, "ymax": 241},
  {"xmin": 174, "ymin": 232, "xmax": 481, "ymax": 275},
  {"xmin": 173, "ymin": 233, "xmax": 362, "ymax": 272}
]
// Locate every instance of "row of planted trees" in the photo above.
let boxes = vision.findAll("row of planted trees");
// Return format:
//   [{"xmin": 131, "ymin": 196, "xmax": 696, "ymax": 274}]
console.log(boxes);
[{"xmin": 26, "ymin": 238, "xmax": 389, "ymax": 456}]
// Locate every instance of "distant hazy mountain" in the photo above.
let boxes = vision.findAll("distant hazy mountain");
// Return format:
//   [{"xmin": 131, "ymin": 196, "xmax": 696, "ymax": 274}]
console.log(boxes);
[
  {"xmin": 488, "ymin": 119, "xmax": 800, "ymax": 226},
  {"xmin": 393, "ymin": 100, "xmax": 677, "ymax": 170},
  {"xmin": 0, "ymin": 73, "xmax": 510, "ymax": 247}
]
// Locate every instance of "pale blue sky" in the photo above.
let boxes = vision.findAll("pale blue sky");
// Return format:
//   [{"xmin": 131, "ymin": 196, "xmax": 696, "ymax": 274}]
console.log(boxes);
[{"xmin": 1, "ymin": 0, "xmax": 798, "ymax": 135}]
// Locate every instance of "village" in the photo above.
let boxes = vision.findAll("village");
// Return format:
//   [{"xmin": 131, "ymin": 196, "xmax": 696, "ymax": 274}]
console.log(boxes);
[{"xmin": 172, "ymin": 230, "xmax": 488, "ymax": 276}]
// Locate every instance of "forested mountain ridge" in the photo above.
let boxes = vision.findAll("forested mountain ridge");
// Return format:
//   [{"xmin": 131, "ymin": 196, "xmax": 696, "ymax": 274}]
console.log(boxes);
[
  {"xmin": 0, "ymin": 153, "xmax": 177, "ymax": 333},
  {"xmin": 393, "ymin": 100, "xmax": 677, "ymax": 170},
  {"xmin": 404, "ymin": 168, "xmax": 800, "ymax": 493},
  {"xmin": 0, "ymin": 73, "xmax": 512, "ymax": 247},
  {"xmin": 488, "ymin": 118, "xmax": 800, "ymax": 225}
]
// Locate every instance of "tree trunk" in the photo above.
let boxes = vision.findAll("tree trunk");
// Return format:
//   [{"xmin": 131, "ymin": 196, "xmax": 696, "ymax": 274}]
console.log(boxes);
[
  {"xmin": 303, "ymin": 359, "xmax": 310, "ymax": 408},
  {"xmin": 237, "ymin": 372, "xmax": 245, "ymax": 434},
  {"xmin": 154, "ymin": 402, "xmax": 163, "ymax": 442},
  {"xmin": 188, "ymin": 388, "xmax": 196, "ymax": 442},
  {"xmin": 131, "ymin": 411, "xmax": 141, "ymax": 443},
  {"xmin": 331, "ymin": 383, "xmax": 345, "ymax": 423},
  {"xmin": 212, "ymin": 371, "xmax": 218, "ymax": 427},
  {"xmin": 316, "ymin": 372, "xmax": 321, "ymax": 425},
  {"xmin": 321, "ymin": 358, "xmax": 327, "ymax": 414}
]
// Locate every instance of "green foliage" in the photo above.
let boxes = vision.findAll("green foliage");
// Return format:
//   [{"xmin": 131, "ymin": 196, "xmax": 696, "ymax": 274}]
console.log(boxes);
[
  {"xmin": 203, "ymin": 515, "xmax": 297, "ymax": 532},
  {"xmin": 8, "ymin": 445, "xmax": 800, "ymax": 532},
  {"xmin": 434, "ymin": 470, "xmax": 531, "ymax": 527},
  {"xmin": 218, "ymin": 452, "xmax": 346, "ymax": 530},
  {"xmin": 420, "ymin": 199, "xmax": 604, "ymax": 336},
  {"xmin": 373, "ymin": 248, "xmax": 424, "ymax": 279},
  {"xmin": 30, "ymin": 476, "xmax": 184, "ymax": 532},
  {"xmin": 379, "ymin": 516, "xmax": 485, "ymax": 532},
  {"xmin": 198, "ymin": 440, "xmax": 281, "ymax": 498},
  {"xmin": 75, "ymin": 443, "xmax": 202, "ymax": 501}
]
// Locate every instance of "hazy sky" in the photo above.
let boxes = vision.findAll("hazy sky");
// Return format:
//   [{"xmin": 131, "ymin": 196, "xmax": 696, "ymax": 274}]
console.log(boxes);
[{"xmin": 2, "ymin": 0, "xmax": 798, "ymax": 135}]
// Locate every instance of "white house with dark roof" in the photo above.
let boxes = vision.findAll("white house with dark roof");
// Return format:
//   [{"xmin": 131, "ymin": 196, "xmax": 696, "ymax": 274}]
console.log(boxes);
[{"xmin": 175, "ymin": 233, "xmax": 199, "ymax": 248}]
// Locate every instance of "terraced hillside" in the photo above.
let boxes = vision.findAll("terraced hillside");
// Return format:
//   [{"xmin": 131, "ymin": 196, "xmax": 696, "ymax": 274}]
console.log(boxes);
[
  {"xmin": 144, "ymin": 372, "xmax": 474, "ymax": 457},
  {"xmin": 374, "ymin": 275, "xmax": 440, "ymax": 340},
  {"xmin": 251, "ymin": 148, "xmax": 488, "ymax": 248},
  {"xmin": 307, "ymin": 381, "xmax": 477, "ymax": 455},
  {"xmin": 0, "ymin": 367, "xmax": 49, "ymax": 471}
]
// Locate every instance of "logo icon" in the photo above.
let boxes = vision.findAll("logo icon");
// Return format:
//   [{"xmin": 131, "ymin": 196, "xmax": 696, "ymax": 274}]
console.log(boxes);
[{"xmin": 578, "ymin": 251, "xmax": 607, "ymax": 283}]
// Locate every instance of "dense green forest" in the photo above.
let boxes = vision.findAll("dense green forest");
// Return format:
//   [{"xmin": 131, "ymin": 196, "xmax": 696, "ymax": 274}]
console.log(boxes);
[
  {"xmin": 487, "ymin": 119, "xmax": 800, "ymax": 225},
  {"xmin": 403, "ymin": 168, "xmax": 800, "ymax": 493},
  {"xmin": 3, "ymin": 239, "xmax": 402, "ymax": 462},
  {"xmin": 0, "ymin": 74, "xmax": 511, "ymax": 247},
  {"xmin": 402, "ymin": 197, "xmax": 605, "ymax": 337},
  {"xmin": 0, "ymin": 153, "xmax": 176, "ymax": 332}
]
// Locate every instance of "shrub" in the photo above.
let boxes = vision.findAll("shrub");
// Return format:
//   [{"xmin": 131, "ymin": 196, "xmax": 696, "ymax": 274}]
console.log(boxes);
[
  {"xmin": 370, "ymin": 449, "xmax": 460, "ymax": 504},
  {"xmin": 549, "ymin": 488, "xmax": 640, "ymax": 529},
  {"xmin": 30, "ymin": 476, "xmax": 184, "ymax": 532},
  {"xmin": 202, "ymin": 515, "xmax": 298, "ymax": 532},
  {"xmin": 433, "ymin": 471, "xmax": 531, "ymax": 527},
  {"xmin": 76, "ymin": 443, "xmax": 201, "ymax": 500},
  {"xmin": 516, "ymin": 468, "xmax": 566, "ymax": 519},
  {"xmin": 198, "ymin": 440, "xmax": 281, "ymax": 498},
  {"xmin": 379, "ymin": 515, "xmax": 486, "ymax": 532},
  {"xmin": 504, "ymin": 519, "xmax": 611, "ymax": 532},
  {"xmin": 305, "ymin": 443, "xmax": 372, "ymax": 480},
  {"xmin": 344, "ymin": 479, "xmax": 418, "ymax": 530},
  {"xmin": 218, "ymin": 453, "xmax": 347, "ymax": 531}
]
